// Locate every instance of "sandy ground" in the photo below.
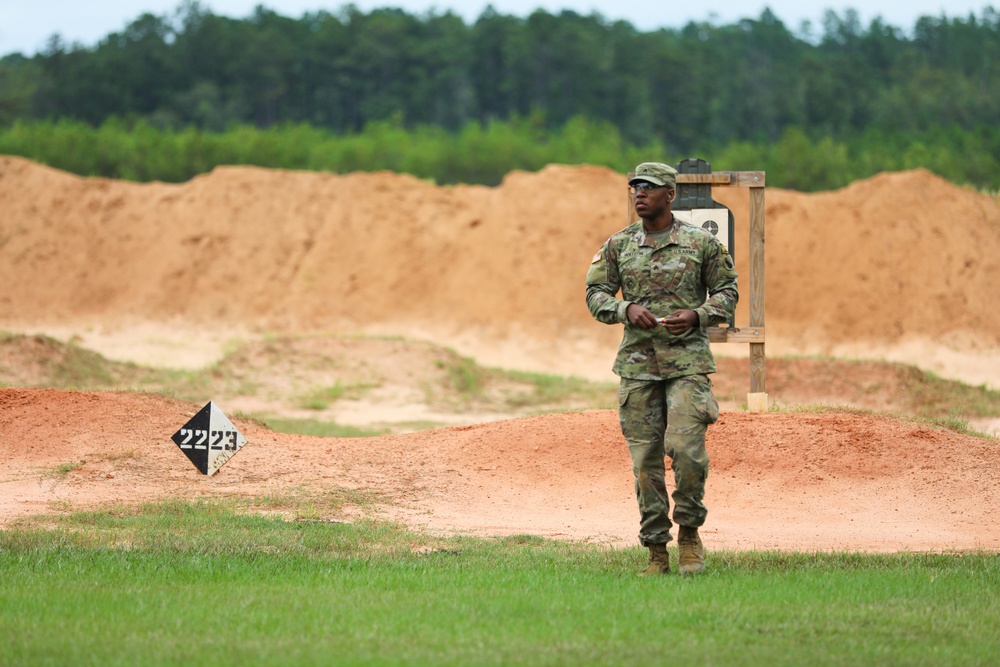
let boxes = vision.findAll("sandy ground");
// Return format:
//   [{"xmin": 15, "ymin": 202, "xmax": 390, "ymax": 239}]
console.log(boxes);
[
  {"xmin": 2, "ymin": 157, "xmax": 999, "ymax": 552},
  {"xmin": 2, "ymin": 388, "xmax": 997, "ymax": 552}
]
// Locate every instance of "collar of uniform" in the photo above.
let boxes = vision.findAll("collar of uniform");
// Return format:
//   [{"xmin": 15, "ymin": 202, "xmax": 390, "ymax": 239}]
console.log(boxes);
[{"xmin": 637, "ymin": 215, "xmax": 680, "ymax": 249}]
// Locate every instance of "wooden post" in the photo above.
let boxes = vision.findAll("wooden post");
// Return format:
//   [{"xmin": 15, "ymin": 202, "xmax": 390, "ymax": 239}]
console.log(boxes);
[{"xmin": 746, "ymin": 183, "xmax": 767, "ymax": 411}]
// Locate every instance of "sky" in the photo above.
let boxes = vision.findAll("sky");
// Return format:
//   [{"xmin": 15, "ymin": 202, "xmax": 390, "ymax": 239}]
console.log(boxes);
[{"xmin": 1, "ymin": 0, "xmax": 996, "ymax": 57}]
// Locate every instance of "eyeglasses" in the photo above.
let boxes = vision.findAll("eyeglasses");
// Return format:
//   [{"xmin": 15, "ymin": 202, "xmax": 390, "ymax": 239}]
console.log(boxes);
[{"xmin": 631, "ymin": 182, "xmax": 667, "ymax": 194}]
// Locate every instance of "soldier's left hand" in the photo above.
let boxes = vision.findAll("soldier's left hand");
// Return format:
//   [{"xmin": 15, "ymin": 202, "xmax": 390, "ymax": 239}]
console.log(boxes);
[{"xmin": 660, "ymin": 309, "xmax": 698, "ymax": 335}]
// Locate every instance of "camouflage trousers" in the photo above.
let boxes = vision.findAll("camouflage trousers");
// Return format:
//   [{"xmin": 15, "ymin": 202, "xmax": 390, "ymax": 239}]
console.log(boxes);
[{"xmin": 618, "ymin": 374, "xmax": 719, "ymax": 547}]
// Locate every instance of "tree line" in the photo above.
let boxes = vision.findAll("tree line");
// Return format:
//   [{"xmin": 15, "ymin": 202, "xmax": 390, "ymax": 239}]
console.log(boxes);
[
  {"xmin": 1, "ymin": 2, "xmax": 999, "ymax": 190},
  {"xmin": 4, "ymin": 116, "xmax": 997, "ymax": 192}
]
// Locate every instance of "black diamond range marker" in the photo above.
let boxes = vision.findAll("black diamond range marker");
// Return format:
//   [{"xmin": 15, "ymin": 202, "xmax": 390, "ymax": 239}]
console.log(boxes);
[{"xmin": 171, "ymin": 401, "xmax": 247, "ymax": 476}]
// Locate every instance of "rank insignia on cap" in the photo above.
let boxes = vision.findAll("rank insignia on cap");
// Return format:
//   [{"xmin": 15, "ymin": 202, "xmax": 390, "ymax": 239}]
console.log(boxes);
[{"xmin": 591, "ymin": 250, "xmax": 602, "ymax": 264}]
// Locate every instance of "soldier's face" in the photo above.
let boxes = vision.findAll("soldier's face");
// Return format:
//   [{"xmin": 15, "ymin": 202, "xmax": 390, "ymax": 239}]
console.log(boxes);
[{"xmin": 634, "ymin": 185, "xmax": 674, "ymax": 219}]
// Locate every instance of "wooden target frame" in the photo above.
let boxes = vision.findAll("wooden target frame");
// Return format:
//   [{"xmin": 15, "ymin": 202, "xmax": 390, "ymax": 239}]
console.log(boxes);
[{"xmin": 628, "ymin": 169, "xmax": 768, "ymax": 411}]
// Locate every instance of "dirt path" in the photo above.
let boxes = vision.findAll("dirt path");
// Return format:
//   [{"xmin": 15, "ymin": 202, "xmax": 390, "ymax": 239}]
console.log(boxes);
[{"xmin": 3, "ymin": 388, "xmax": 996, "ymax": 552}]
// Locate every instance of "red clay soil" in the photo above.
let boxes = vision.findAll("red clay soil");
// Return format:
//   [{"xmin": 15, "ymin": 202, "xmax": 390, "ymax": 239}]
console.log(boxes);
[
  {"xmin": 1, "ymin": 157, "xmax": 999, "ymax": 552},
  {"xmin": 2, "ymin": 388, "xmax": 997, "ymax": 552}
]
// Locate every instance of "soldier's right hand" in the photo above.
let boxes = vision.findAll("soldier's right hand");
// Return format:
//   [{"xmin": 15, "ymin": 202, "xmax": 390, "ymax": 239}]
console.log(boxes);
[{"xmin": 626, "ymin": 304, "xmax": 660, "ymax": 330}]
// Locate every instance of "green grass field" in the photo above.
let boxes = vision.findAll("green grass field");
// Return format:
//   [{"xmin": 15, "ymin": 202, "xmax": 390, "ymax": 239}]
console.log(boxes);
[
  {"xmin": 3, "ymin": 333, "xmax": 999, "ymax": 664},
  {"xmin": 2, "ymin": 499, "xmax": 997, "ymax": 667}
]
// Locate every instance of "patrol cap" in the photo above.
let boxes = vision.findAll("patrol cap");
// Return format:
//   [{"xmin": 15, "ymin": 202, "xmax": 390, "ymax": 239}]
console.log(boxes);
[{"xmin": 629, "ymin": 162, "xmax": 677, "ymax": 188}]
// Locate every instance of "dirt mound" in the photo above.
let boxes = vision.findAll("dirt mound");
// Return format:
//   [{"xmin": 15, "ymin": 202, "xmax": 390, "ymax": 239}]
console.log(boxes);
[
  {"xmin": 2, "ymin": 157, "xmax": 999, "ymax": 552},
  {"xmin": 2, "ymin": 388, "xmax": 997, "ymax": 551},
  {"xmin": 2, "ymin": 157, "xmax": 999, "ymax": 372},
  {"xmin": 759, "ymin": 170, "xmax": 1000, "ymax": 350}
]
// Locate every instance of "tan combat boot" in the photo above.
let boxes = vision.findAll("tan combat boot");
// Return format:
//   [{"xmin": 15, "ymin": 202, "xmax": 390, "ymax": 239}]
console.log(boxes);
[
  {"xmin": 639, "ymin": 543, "xmax": 670, "ymax": 576},
  {"xmin": 677, "ymin": 526, "xmax": 705, "ymax": 575}
]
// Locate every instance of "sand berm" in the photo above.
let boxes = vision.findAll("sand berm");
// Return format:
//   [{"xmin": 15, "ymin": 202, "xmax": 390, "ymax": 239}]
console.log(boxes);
[{"xmin": 1, "ymin": 156, "xmax": 998, "ymax": 551}]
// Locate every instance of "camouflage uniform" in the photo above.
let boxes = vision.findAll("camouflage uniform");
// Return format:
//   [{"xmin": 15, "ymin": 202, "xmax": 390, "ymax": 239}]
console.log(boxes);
[{"xmin": 586, "ymin": 212, "xmax": 738, "ymax": 547}]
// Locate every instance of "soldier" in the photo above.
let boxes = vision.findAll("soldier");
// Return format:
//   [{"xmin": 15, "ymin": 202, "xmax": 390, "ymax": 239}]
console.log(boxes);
[{"xmin": 585, "ymin": 162, "xmax": 738, "ymax": 575}]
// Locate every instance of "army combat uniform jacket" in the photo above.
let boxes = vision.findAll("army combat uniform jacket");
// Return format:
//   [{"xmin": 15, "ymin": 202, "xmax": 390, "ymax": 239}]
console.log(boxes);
[{"xmin": 585, "ymin": 217, "xmax": 739, "ymax": 380}]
